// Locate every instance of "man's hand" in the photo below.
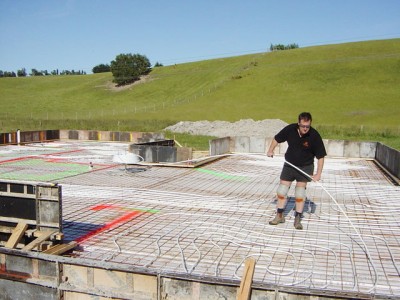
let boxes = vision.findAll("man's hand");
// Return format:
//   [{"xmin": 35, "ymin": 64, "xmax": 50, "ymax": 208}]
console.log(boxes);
[
  {"xmin": 313, "ymin": 158, "xmax": 324, "ymax": 182},
  {"xmin": 267, "ymin": 139, "xmax": 278, "ymax": 158},
  {"xmin": 312, "ymin": 173, "xmax": 322, "ymax": 181}
]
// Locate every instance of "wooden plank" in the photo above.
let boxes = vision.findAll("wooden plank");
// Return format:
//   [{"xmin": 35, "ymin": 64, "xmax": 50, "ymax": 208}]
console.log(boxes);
[
  {"xmin": 42, "ymin": 241, "xmax": 77, "ymax": 255},
  {"xmin": 41, "ymin": 244, "xmax": 64, "ymax": 254},
  {"xmin": 22, "ymin": 230, "xmax": 56, "ymax": 251},
  {"xmin": 5, "ymin": 222, "xmax": 28, "ymax": 249},
  {"xmin": 32, "ymin": 230, "xmax": 63, "ymax": 240},
  {"xmin": 0, "ymin": 225, "xmax": 14, "ymax": 234},
  {"xmin": 0, "ymin": 216, "xmax": 36, "ymax": 225},
  {"xmin": 237, "ymin": 257, "xmax": 256, "ymax": 300}
]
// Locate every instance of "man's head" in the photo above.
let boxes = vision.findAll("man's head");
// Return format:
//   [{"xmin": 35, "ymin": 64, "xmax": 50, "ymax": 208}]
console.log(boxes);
[{"xmin": 298, "ymin": 112, "xmax": 312, "ymax": 135}]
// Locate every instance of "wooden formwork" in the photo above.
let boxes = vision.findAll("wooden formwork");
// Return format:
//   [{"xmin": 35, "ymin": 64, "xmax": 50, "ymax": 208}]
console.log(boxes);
[{"xmin": 0, "ymin": 180, "xmax": 66, "ymax": 252}]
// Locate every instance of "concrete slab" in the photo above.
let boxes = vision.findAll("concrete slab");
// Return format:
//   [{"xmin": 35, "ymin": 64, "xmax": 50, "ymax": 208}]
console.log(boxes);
[{"xmin": 0, "ymin": 141, "xmax": 399, "ymax": 299}]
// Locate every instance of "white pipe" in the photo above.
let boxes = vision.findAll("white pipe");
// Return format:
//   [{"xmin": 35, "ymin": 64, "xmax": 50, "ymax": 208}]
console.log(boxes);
[{"xmin": 281, "ymin": 159, "xmax": 378, "ymax": 291}]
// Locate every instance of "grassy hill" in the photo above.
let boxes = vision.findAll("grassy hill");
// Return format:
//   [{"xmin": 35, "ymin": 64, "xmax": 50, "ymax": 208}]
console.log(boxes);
[{"xmin": 1, "ymin": 39, "xmax": 399, "ymax": 149}]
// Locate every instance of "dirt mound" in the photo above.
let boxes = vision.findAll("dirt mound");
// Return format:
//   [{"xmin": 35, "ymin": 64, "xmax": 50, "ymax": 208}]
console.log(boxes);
[{"xmin": 164, "ymin": 119, "xmax": 288, "ymax": 138}]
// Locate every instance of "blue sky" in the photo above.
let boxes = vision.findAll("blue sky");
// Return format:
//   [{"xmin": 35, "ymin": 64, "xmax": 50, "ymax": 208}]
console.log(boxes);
[{"xmin": 1, "ymin": 0, "xmax": 399, "ymax": 73}]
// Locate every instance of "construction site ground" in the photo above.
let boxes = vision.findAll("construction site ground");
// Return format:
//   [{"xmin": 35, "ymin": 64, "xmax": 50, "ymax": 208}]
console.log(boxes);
[{"xmin": 0, "ymin": 140, "xmax": 399, "ymax": 299}]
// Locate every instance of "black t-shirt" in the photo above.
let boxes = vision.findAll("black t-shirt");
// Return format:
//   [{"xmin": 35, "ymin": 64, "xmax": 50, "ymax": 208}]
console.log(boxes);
[{"xmin": 275, "ymin": 123, "xmax": 327, "ymax": 167}]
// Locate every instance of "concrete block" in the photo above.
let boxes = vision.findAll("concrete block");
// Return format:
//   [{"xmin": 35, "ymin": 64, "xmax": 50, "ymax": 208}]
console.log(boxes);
[
  {"xmin": 63, "ymin": 264, "xmax": 89, "ymax": 286},
  {"xmin": 112, "ymin": 131, "xmax": 130, "ymax": 142},
  {"xmin": 325, "ymin": 139, "xmax": 344, "ymax": 157},
  {"xmin": 6, "ymin": 255, "xmax": 33, "ymax": 274},
  {"xmin": 130, "ymin": 132, "xmax": 142, "ymax": 143},
  {"xmin": 38, "ymin": 200, "xmax": 60, "ymax": 226},
  {"xmin": 360, "ymin": 142, "xmax": 376, "ymax": 158},
  {"xmin": 93, "ymin": 268, "xmax": 127, "ymax": 289},
  {"xmin": 249, "ymin": 137, "xmax": 266, "ymax": 153},
  {"xmin": 45, "ymin": 130, "xmax": 60, "ymax": 141},
  {"xmin": 161, "ymin": 278, "xmax": 236, "ymax": 300},
  {"xmin": 63, "ymin": 266, "xmax": 157, "ymax": 299},
  {"xmin": 210, "ymin": 137, "xmax": 230, "ymax": 156},
  {"xmin": 0, "ymin": 133, "xmax": 6, "ymax": 145},
  {"xmin": 234, "ymin": 136, "xmax": 250, "ymax": 153},
  {"xmin": 342, "ymin": 141, "xmax": 376, "ymax": 158},
  {"xmin": 88, "ymin": 131, "xmax": 98, "ymax": 141},
  {"xmin": 59, "ymin": 130, "xmax": 69, "ymax": 140},
  {"xmin": 98, "ymin": 131, "xmax": 111, "ymax": 141},
  {"xmin": 198, "ymin": 283, "xmax": 236, "ymax": 299},
  {"xmin": 132, "ymin": 273, "xmax": 158, "ymax": 295},
  {"xmin": 37, "ymin": 185, "xmax": 59, "ymax": 200},
  {"xmin": 376, "ymin": 143, "xmax": 400, "ymax": 179},
  {"xmin": 0, "ymin": 279, "xmax": 58, "ymax": 300},
  {"xmin": 38, "ymin": 259, "xmax": 57, "ymax": 278},
  {"xmin": 343, "ymin": 141, "xmax": 361, "ymax": 158},
  {"xmin": 20, "ymin": 131, "xmax": 40, "ymax": 143},
  {"xmin": 68, "ymin": 130, "xmax": 79, "ymax": 140},
  {"xmin": 78, "ymin": 130, "xmax": 90, "ymax": 141}
]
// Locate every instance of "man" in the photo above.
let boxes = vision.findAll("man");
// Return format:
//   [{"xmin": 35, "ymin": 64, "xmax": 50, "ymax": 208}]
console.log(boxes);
[{"xmin": 267, "ymin": 112, "xmax": 326, "ymax": 230}]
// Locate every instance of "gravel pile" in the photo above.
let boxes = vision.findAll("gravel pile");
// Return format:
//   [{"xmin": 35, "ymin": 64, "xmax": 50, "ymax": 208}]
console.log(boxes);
[{"xmin": 164, "ymin": 119, "xmax": 288, "ymax": 138}]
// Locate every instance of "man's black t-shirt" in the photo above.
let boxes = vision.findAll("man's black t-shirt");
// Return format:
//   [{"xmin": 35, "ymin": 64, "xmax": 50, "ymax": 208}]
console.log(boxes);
[{"xmin": 275, "ymin": 123, "xmax": 327, "ymax": 167}]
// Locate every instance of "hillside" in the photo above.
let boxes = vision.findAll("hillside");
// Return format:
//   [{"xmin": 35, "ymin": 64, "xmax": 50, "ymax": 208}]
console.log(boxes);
[{"xmin": 0, "ymin": 39, "xmax": 399, "ymax": 148}]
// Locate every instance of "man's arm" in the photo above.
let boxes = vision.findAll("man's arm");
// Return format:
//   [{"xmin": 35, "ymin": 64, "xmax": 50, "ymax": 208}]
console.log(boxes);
[
  {"xmin": 313, "ymin": 157, "xmax": 324, "ymax": 181},
  {"xmin": 267, "ymin": 138, "xmax": 279, "ymax": 157}
]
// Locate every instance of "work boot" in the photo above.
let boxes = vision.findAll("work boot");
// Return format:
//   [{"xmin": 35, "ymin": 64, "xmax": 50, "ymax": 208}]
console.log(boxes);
[
  {"xmin": 294, "ymin": 215, "xmax": 303, "ymax": 230},
  {"xmin": 269, "ymin": 213, "xmax": 285, "ymax": 225}
]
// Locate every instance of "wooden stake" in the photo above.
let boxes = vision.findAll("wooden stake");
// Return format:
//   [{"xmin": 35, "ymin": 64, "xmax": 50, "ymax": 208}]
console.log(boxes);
[{"xmin": 237, "ymin": 257, "xmax": 256, "ymax": 300}]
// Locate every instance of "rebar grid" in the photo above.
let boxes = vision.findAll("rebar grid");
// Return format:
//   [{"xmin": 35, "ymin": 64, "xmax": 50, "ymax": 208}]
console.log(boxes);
[{"xmin": 0, "ymin": 141, "xmax": 399, "ymax": 297}]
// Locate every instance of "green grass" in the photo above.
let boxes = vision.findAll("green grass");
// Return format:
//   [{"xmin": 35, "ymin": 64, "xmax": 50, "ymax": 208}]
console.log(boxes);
[
  {"xmin": 164, "ymin": 132, "xmax": 216, "ymax": 150},
  {"xmin": 0, "ymin": 39, "xmax": 399, "ymax": 149}
]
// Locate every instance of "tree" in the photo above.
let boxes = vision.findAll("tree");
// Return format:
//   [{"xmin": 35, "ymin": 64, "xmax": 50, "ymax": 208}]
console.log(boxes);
[
  {"xmin": 1, "ymin": 71, "xmax": 16, "ymax": 77},
  {"xmin": 154, "ymin": 62, "xmax": 163, "ymax": 67},
  {"xmin": 270, "ymin": 43, "xmax": 299, "ymax": 51},
  {"xmin": 17, "ymin": 68, "xmax": 27, "ymax": 77},
  {"xmin": 110, "ymin": 53, "xmax": 151, "ymax": 86},
  {"xmin": 30, "ymin": 69, "xmax": 44, "ymax": 76},
  {"xmin": 92, "ymin": 64, "xmax": 110, "ymax": 73}
]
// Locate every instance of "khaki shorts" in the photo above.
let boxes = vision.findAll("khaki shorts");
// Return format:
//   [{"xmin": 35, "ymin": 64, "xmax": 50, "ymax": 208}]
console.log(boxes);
[{"xmin": 280, "ymin": 163, "xmax": 313, "ymax": 182}]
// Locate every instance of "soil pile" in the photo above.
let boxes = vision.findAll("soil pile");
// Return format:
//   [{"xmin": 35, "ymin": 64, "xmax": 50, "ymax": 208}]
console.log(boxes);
[{"xmin": 164, "ymin": 119, "xmax": 288, "ymax": 138}]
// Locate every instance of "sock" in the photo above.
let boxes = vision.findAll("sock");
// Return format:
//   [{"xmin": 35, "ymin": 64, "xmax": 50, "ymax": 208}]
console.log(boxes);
[
  {"xmin": 295, "ymin": 211, "xmax": 302, "ymax": 217},
  {"xmin": 277, "ymin": 208, "xmax": 284, "ymax": 214}
]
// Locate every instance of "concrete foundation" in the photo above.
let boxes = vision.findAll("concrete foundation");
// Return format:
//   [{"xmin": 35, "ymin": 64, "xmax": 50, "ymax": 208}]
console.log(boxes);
[
  {"xmin": 0, "ymin": 129, "xmax": 165, "ymax": 146},
  {"xmin": 0, "ymin": 249, "xmax": 359, "ymax": 300},
  {"xmin": 210, "ymin": 136, "xmax": 398, "ymax": 181},
  {"xmin": 0, "ymin": 131, "xmax": 399, "ymax": 299},
  {"xmin": 59, "ymin": 129, "xmax": 165, "ymax": 144},
  {"xmin": 375, "ymin": 142, "xmax": 400, "ymax": 179}
]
